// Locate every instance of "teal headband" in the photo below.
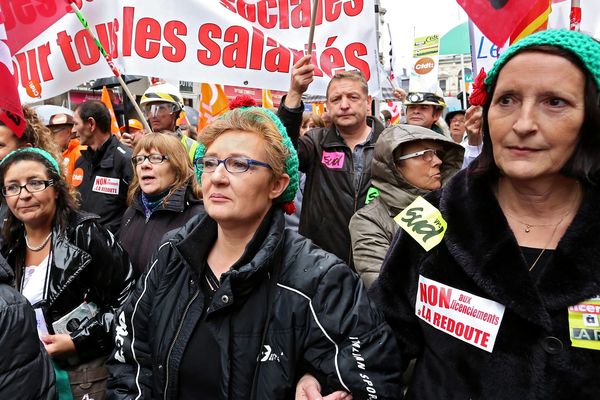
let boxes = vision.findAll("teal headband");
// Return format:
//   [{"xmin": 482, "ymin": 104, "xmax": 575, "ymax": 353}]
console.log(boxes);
[
  {"xmin": 0, "ymin": 148, "xmax": 61, "ymax": 175},
  {"xmin": 196, "ymin": 107, "xmax": 299, "ymax": 204},
  {"xmin": 485, "ymin": 29, "xmax": 600, "ymax": 90}
]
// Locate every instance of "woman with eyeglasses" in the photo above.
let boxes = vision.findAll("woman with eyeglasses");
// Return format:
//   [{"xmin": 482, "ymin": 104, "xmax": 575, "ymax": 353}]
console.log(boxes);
[
  {"xmin": 119, "ymin": 133, "xmax": 204, "ymax": 277},
  {"xmin": 349, "ymin": 124, "xmax": 463, "ymax": 288},
  {"xmin": 0, "ymin": 148, "xmax": 134, "ymax": 399},
  {"xmin": 107, "ymin": 99, "xmax": 402, "ymax": 399}
]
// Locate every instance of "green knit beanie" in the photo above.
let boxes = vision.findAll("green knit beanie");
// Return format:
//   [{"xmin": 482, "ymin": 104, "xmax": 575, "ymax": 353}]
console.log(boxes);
[
  {"xmin": 485, "ymin": 29, "xmax": 600, "ymax": 90},
  {"xmin": 196, "ymin": 102, "xmax": 299, "ymax": 208}
]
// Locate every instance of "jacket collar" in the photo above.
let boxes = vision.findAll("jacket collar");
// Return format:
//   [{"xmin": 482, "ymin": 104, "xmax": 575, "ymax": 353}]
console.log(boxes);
[
  {"xmin": 83, "ymin": 135, "xmax": 118, "ymax": 168},
  {"xmin": 175, "ymin": 208, "xmax": 285, "ymax": 311},
  {"xmin": 440, "ymin": 171, "xmax": 600, "ymax": 329},
  {"xmin": 132, "ymin": 186, "xmax": 193, "ymax": 214},
  {"xmin": 321, "ymin": 116, "xmax": 384, "ymax": 149}
]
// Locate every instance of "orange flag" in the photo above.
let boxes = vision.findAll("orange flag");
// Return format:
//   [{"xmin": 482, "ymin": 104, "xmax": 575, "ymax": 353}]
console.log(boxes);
[
  {"xmin": 509, "ymin": 0, "xmax": 552, "ymax": 44},
  {"xmin": 101, "ymin": 86, "xmax": 121, "ymax": 138},
  {"xmin": 262, "ymin": 89, "xmax": 274, "ymax": 109},
  {"xmin": 313, "ymin": 103, "xmax": 325, "ymax": 116},
  {"xmin": 198, "ymin": 83, "xmax": 229, "ymax": 131}
]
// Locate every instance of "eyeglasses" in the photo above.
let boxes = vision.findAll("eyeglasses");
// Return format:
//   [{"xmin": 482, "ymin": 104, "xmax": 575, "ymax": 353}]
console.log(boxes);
[
  {"xmin": 396, "ymin": 149, "xmax": 443, "ymax": 163},
  {"xmin": 2, "ymin": 179, "xmax": 54, "ymax": 197},
  {"xmin": 406, "ymin": 92, "xmax": 443, "ymax": 104},
  {"xmin": 195, "ymin": 156, "xmax": 272, "ymax": 174},
  {"xmin": 142, "ymin": 103, "xmax": 178, "ymax": 118},
  {"xmin": 132, "ymin": 154, "xmax": 169, "ymax": 166}
]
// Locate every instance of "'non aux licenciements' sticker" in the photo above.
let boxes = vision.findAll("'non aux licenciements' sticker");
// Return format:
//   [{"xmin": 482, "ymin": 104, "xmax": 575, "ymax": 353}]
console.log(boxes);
[{"xmin": 416, "ymin": 275, "xmax": 506, "ymax": 353}]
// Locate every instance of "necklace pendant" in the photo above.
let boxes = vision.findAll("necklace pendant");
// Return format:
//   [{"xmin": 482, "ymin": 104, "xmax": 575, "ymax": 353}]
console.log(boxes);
[{"xmin": 525, "ymin": 225, "xmax": 531, "ymax": 233}]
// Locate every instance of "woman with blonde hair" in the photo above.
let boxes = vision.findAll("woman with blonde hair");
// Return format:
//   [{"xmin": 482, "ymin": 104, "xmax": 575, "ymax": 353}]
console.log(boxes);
[
  {"xmin": 119, "ymin": 132, "xmax": 204, "ymax": 276},
  {"xmin": 107, "ymin": 97, "xmax": 402, "ymax": 399}
]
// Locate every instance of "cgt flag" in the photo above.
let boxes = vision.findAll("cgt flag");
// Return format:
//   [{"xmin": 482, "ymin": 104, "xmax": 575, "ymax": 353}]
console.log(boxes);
[
  {"xmin": 198, "ymin": 83, "xmax": 229, "ymax": 131},
  {"xmin": 101, "ymin": 86, "xmax": 121, "ymax": 137},
  {"xmin": 0, "ymin": 14, "xmax": 25, "ymax": 137},
  {"xmin": 456, "ymin": 0, "xmax": 543, "ymax": 46},
  {"xmin": 510, "ymin": 0, "xmax": 552, "ymax": 44}
]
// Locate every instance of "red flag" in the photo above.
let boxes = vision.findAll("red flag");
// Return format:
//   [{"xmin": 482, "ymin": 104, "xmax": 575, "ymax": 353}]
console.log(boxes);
[
  {"xmin": 0, "ymin": 15, "xmax": 25, "ymax": 137},
  {"xmin": 456, "ymin": 0, "xmax": 542, "ymax": 46},
  {"xmin": 1, "ymin": 0, "xmax": 73, "ymax": 54},
  {"xmin": 510, "ymin": 1, "xmax": 552, "ymax": 44}
]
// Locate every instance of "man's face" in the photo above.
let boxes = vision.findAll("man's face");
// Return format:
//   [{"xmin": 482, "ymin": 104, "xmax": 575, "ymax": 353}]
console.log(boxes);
[
  {"xmin": 50, "ymin": 124, "xmax": 74, "ymax": 150},
  {"xmin": 325, "ymin": 79, "xmax": 371, "ymax": 131},
  {"xmin": 72, "ymin": 110, "xmax": 94, "ymax": 146},
  {"xmin": 406, "ymin": 104, "xmax": 441, "ymax": 129},
  {"xmin": 144, "ymin": 101, "xmax": 178, "ymax": 132}
]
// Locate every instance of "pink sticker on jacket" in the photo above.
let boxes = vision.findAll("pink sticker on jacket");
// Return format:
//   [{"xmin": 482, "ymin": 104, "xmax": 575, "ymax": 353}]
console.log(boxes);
[{"xmin": 321, "ymin": 151, "xmax": 345, "ymax": 169}]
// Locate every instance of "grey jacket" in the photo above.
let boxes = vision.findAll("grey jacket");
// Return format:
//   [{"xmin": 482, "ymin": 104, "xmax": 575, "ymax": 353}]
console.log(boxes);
[{"xmin": 349, "ymin": 124, "xmax": 463, "ymax": 287}]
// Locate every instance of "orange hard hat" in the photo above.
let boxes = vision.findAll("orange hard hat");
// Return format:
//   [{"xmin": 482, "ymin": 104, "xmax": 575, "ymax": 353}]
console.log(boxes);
[{"xmin": 120, "ymin": 119, "xmax": 144, "ymax": 132}]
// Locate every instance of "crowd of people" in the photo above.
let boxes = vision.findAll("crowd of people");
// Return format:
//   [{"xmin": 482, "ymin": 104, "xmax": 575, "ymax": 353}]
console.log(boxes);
[{"xmin": 0, "ymin": 28, "xmax": 598, "ymax": 400}]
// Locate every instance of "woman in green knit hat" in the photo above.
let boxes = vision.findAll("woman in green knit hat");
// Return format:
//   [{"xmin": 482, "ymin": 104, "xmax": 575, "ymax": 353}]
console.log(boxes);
[
  {"xmin": 365, "ymin": 29, "xmax": 600, "ymax": 399},
  {"xmin": 107, "ymin": 97, "xmax": 403, "ymax": 399}
]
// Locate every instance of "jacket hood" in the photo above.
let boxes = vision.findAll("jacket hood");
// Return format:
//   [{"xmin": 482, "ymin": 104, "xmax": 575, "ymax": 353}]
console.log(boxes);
[{"xmin": 371, "ymin": 124, "xmax": 464, "ymax": 214}]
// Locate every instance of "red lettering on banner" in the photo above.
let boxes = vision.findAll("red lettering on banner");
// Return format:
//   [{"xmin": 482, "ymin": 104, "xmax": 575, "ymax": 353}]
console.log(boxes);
[
  {"xmin": 223, "ymin": 26, "xmax": 249, "ymax": 68},
  {"xmin": 95, "ymin": 20, "xmax": 119, "ymax": 59},
  {"xmin": 264, "ymin": 38, "xmax": 290, "ymax": 72},
  {"xmin": 163, "ymin": 21, "xmax": 187, "ymax": 62},
  {"xmin": 320, "ymin": 36, "xmax": 345, "ymax": 77},
  {"xmin": 197, "ymin": 23, "xmax": 222, "ymax": 66},
  {"xmin": 218, "ymin": 0, "xmax": 363, "ymax": 30},
  {"xmin": 421, "ymin": 282, "xmax": 452, "ymax": 309},
  {"xmin": 135, "ymin": 17, "xmax": 162, "ymax": 59},
  {"xmin": 56, "ymin": 30, "xmax": 82, "ymax": 72},
  {"xmin": 257, "ymin": 0, "xmax": 278, "ymax": 29},
  {"xmin": 74, "ymin": 30, "xmax": 100, "ymax": 65},
  {"xmin": 345, "ymin": 42, "xmax": 370, "ymax": 80},
  {"xmin": 122, "ymin": 6, "xmax": 135, "ymax": 56},
  {"xmin": 36, "ymin": 43, "xmax": 53, "ymax": 81},
  {"xmin": 249, "ymin": 27, "xmax": 264, "ymax": 70}
]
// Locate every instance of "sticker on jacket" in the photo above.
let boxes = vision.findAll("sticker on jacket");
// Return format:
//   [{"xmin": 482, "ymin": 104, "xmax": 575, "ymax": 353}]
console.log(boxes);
[
  {"xmin": 394, "ymin": 196, "xmax": 446, "ymax": 251},
  {"xmin": 365, "ymin": 186, "xmax": 380, "ymax": 205},
  {"xmin": 321, "ymin": 151, "xmax": 345, "ymax": 169},
  {"xmin": 568, "ymin": 297, "xmax": 600, "ymax": 350},
  {"xmin": 415, "ymin": 275, "xmax": 506, "ymax": 353},
  {"xmin": 92, "ymin": 176, "xmax": 120, "ymax": 195}
]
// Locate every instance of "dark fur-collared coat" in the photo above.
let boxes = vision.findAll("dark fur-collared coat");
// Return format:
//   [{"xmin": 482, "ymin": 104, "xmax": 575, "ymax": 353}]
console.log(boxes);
[{"xmin": 370, "ymin": 169, "xmax": 600, "ymax": 399}]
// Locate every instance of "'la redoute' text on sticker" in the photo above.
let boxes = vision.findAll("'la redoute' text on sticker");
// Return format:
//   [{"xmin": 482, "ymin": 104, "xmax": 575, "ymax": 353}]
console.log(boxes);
[
  {"xmin": 92, "ymin": 176, "xmax": 120, "ymax": 195},
  {"xmin": 394, "ymin": 196, "xmax": 446, "ymax": 251},
  {"xmin": 415, "ymin": 275, "xmax": 506, "ymax": 352},
  {"xmin": 568, "ymin": 296, "xmax": 600, "ymax": 350}
]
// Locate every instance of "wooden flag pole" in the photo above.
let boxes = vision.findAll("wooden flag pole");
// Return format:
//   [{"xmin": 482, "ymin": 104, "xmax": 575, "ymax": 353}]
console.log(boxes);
[{"xmin": 70, "ymin": 2, "xmax": 153, "ymax": 133}]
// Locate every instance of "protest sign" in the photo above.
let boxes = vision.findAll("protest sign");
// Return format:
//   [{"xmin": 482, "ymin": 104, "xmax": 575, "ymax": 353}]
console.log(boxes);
[
  {"xmin": 5, "ymin": 0, "xmax": 379, "ymax": 102},
  {"xmin": 416, "ymin": 275, "xmax": 506, "ymax": 353}
]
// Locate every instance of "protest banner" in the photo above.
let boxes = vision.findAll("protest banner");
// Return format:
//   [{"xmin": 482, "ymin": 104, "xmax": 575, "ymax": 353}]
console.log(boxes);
[
  {"xmin": 416, "ymin": 275, "xmax": 506, "ymax": 353},
  {"xmin": 5, "ymin": 0, "xmax": 379, "ymax": 103}
]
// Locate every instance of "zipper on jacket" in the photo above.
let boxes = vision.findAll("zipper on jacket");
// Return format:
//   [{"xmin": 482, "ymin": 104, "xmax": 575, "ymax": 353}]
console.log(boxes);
[{"xmin": 164, "ymin": 289, "xmax": 200, "ymax": 400}]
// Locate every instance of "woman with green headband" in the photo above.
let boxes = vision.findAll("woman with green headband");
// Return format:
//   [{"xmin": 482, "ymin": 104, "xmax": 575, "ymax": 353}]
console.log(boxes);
[
  {"xmin": 364, "ymin": 29, "xmax": 600, "ymax": 399},
  {"xmin": 107, "ymin": 98, "xmax": 402, "ymax": 399},
  {"xmin": 0, "ymin": 148, "xmax": 134, "ymax": 399}
]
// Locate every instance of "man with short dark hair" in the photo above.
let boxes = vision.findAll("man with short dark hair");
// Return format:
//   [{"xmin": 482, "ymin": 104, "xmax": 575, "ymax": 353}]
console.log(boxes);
[
  {"xmin": 277, "ymin": 56, "xmax": 384, "ymax": 265},
  {"xmin": 72, "ymin": 101, "xmax": 132, "ymax": 234}
]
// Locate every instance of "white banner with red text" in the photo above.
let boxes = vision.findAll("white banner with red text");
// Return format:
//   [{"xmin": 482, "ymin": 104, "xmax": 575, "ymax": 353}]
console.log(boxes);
[{"xmin": 6, "ymin": 0, "xmax": 379, "ymax": 103}]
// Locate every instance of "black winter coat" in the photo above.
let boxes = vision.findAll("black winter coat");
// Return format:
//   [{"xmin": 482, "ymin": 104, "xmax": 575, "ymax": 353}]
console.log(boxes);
[
  {"xmin": 75, "ymin": 135, "xmax": 133, "ymax": 235},
  {"xmin": 278, "ymin": 100, "xmax": 385, "ymax": 265},
  {"xmin": 0, "ymin": 255, "xmax": 56, "ymax": 399},
  {"xmin": 107, "ymin": 209, "xmax": 403, "ymax": 399},
  {"xmin": 370, "ymin": 170, "xmax": 600, "ymax": 399},
  {"xmin": 3, "ymin": 211, "xmax": 135, "ymax": 364},
  {"xmin": 119, "ymin": 186, "xmax": 204, "ymax": 276}
]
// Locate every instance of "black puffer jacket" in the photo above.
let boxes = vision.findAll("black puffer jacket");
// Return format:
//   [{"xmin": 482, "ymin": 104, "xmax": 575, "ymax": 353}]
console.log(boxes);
[
  {"xmin": 278, "ymin": 100, "xmax": 385, "ymax": 265},
  {"xmin": 119, "ymin": 186, "xmax": 204, "ymax": 276},
  {"xmin": 107, "ymin": 209, "xmax": 403, "ymax": 399},
  {"xmin": 0, "ymin": 255, "xmax": 56, "ymax": 399},
  {"xmin": 3, "ymin": 211, "xmax": 135, "ymax": 364}
]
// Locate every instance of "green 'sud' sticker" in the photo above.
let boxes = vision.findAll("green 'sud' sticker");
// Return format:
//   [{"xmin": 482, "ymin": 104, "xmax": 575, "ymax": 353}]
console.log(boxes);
[
  {"xmin": 394, "ymin": 196, "xmax": 446, "ymax": 251},
  {"xmin": 365, "ymin": 187, "xmax": 380, "ymax": 205}
]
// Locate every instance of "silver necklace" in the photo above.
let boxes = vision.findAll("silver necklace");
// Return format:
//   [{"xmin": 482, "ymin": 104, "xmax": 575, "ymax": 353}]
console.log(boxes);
[
  {"xmin": 528, "ymin": 215, "xmax": 566, "ymax": 272},
  {"xmin": 24, "ymin": 232, "xmax": 52, "ymax": 252}
]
